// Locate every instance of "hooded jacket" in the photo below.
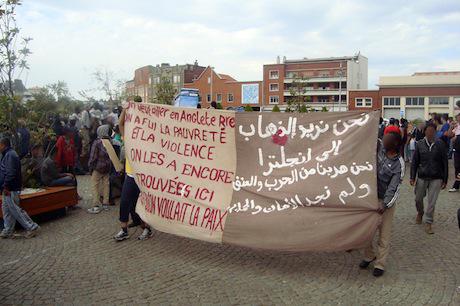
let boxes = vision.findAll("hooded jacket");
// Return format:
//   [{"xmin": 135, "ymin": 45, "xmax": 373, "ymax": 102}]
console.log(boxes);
[
  {"xmin": 0, "ymin": 147, "xmax": 22, "ymax": 192},
  {"xmin": 377, "ymin": 140, "xmax": 405, "ymax": 209}
]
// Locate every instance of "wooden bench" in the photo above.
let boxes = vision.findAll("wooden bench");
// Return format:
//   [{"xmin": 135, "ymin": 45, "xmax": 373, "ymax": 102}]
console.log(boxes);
[{"xmin": 0, "ymin": 187, "xmax": 78, "ymax": 218}]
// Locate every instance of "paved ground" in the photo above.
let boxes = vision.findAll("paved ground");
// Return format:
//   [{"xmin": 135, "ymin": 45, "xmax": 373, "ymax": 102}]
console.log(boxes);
[{"xmin": 0, "ymin": 165, "xmax": 459, "ymax": 305}]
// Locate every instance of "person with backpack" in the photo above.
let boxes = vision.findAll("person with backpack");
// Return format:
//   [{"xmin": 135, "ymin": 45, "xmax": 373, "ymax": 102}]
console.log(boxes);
[{"xmin": 87, "ymin": 125, "xmax": 113, "ymax": 214}]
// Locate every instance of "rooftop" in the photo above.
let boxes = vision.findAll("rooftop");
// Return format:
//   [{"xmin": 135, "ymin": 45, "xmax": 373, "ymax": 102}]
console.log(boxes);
[
  {"xmin": 379, "ymin": 72, "xmax": 460, "ymax": 87},
  {"xmin": 284, "ymin": 54, "xmax": 366, "ymax": 64}
]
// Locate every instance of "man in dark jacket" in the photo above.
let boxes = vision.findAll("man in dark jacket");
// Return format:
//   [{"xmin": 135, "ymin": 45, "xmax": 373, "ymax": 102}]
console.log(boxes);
[
  {"xmin": 0, "ymin": 137, "xmax": 39, "ymax": 239},
  {"xmin": 360, "ymin": 132, "xmax": 404, "ymax": 277},
  {"xmin": 410, "ymin": 123, "xmax": 448, "ymax": 234}
]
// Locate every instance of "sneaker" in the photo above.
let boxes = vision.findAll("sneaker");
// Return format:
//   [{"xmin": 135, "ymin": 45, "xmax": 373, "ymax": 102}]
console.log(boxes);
[
  {"xmin": 359, "ymin": 257, "xmax": 376, "ymax": 269},
  {"xmin": 373, "ymin": 268, "xmax": 384, "ymax": 277},
  {"xmin": 87, "ymin": 206, "xmax": 102, "ymax": 214},
  {"xmin": 448, "ymin": 188, "xmax": 458, "ymax": 192},
  {"xmin": 24, "ymin": 226, "xmax": 40, "ymax": 239},
  {"xmin": 102, "ymin": 204, "xmax": 110, "ymax": 211},
  {"xmin": 137, "ymin": 228, "xmax": 153, "ymax": 241},
  {"xmin": 114, "ymin": 230, "xmax": 129, "ymax": 241},
  {"xmin": 0, "ymin": 231, "xmax": 13, "ymax": 239}
]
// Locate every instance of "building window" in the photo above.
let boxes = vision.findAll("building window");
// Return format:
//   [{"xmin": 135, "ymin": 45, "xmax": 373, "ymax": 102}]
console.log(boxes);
[
  {"xmin": 216, "ymin": 94, "xmax": 222, "ymax": 103},
  {"xmin": 269, "ymin": 70, "xmax": 279, "ymax": 79},
  {"xmin": 207, "ymin": 94, "xmax": 211, "ymax": 102},
  {"xmin": 208, "ymin": 77, "xmax": 211, "ymax": 84},
  {"xmin": 406, "ymin": 97, "xmax": 425, "ymax": 106},
  {"xmin": 173, "ymin": 75, "xmax": 181, "ymax": 83},
  {"xmin": 383, "ymin": 97, "xmax": 401, "ymax": 106},
  {"xmin": 319, "ymin": 70, "xmax": 331, "ymax": 77},
  {"xmin": 429, "ymin": 97, "xmax": 449, "ymax": 105},
  {"xmin": 355, "ymin": 98, "xmax": 372, "ymax": 107},
  {"xmin": 228, "ymin": 93, "xmax": 234, "ymax": 103},
  {"xmin": 153, "ymin": 77, "xmax": 160, "ymax": 84},
  {"xmin": 269, "ymin": 96, "xmax": 279, "ymax": 104},
  {"xmin": 269, "ymin": 83, "xmax": 279, "ymax": 91}
]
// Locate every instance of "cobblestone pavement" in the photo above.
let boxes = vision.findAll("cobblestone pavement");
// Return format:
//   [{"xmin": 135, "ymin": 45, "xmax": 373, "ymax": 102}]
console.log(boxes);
[{"xmin": 0, "ymin": 166, "xmax": 459, "ymax": 305}]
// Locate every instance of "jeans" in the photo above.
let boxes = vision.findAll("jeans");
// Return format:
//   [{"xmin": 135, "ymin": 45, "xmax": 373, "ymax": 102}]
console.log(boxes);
[
  {"xmin": 1, "ymin": 191, "xmax": 38, "ymax": 234},
  {"xmin": 49, "ymin": 176, "xmax": 77, "ymax": 187},
  {"xmin": 119, "ymin": 175, "xmax": 141, "ymax": 224},
  {"xmin": 415, "ymin": 178, "xmax": 442, "ymax": 224}
]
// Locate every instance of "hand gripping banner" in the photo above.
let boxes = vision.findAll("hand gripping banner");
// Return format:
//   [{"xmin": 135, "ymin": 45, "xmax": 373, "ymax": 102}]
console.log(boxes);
[{"xmin": 124, "ymin": 102, "xmax": 381, "ymax": 251}]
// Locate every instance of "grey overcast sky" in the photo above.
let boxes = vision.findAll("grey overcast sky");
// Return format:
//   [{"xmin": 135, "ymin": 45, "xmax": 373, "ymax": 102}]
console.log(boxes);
[{"xmin": 16, "ymin": 0, "xmax": 460, "ymax": 98}]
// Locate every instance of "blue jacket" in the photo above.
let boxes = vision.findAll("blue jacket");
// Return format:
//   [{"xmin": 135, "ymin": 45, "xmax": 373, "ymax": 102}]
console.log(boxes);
[{"xmin": 0, "ymin": 147, "xmax": 22, "ymax": 192}]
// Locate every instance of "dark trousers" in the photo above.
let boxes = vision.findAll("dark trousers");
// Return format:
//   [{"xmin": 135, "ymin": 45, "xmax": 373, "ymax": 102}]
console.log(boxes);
[
  {"xmin": 119, "ymin": 175, "xmax": 141, "ymax": 224},
  {"xmin": 452, "ymin": 152, "xmax": 460, "ymax": 189}
]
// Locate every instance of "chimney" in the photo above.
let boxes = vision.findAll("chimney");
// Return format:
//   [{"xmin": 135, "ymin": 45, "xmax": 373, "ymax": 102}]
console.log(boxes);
[
  {"xmin": 283, "ymin": 56, "xmax": 286, "ymax": 63},
  {"xmin": 276, "ymin": 56, "xmax": 280, "ymax": 64}
]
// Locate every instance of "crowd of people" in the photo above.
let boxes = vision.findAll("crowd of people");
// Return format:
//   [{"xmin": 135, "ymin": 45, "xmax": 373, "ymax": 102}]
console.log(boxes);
[
  {"xmin": 1, "ymin": 103, "xmax": 459, "ymax": 278},
  {"xmin": 0, "ymin": 102, "xmax": 125, "ymax": 238},
  {"xmin": 364, "ymin": 112, "xmax": 459, "ymax": 277}
]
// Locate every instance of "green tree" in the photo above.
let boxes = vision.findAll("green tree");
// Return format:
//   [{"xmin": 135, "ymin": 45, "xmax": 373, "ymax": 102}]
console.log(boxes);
[
  {"xmin": 321, "ymin": 106, "xmax": 329, "ymax": 112},
  {"xmin": 286, "ymin": 76, "xmax": 311, "ymax": 112},
  {"xmin": 216, "ymin": 102, "xmax": 223, "ymax": 109},
  {"xmin": 244, "ymin": 105, "xmax": 253, "ymax": 112},
  {"xmin": 154, "ymin": 77, "xmax": 176, "ymax": 105},
  {"xmin": 299, "ymin": 104, "xmax": 308, "ymax": 113},
  {"xmin": 272, "ymin": 105, "xmax": 280, "ymax": 112},
  {"xmin": 0, "ymin": 0, "xmax": 32, "ymax": 147},
  {"xmin": 27, "ymin": 87, "xmax": 57, "ymax": 124}
]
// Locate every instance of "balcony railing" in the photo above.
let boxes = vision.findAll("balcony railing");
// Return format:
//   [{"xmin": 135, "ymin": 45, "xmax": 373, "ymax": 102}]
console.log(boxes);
[
  {"xmin": 284, "ymin": 89, "xmax": 348, "ymax": 96},
  {"xmin": 284, "ymin": 76, "xmax": 346, "ymax": 83}
]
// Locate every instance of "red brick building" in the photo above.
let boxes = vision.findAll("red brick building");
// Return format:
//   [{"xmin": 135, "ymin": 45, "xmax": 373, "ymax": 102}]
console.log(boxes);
[
  {"xmin": 125, "ymin": 62, "xmax": 206, "ymax": 103},
  {"xmin": 184, "ymin": 66, "xmax": 262, "ymax": 109},
  {"xmin": 349, "ymin": 72, "xmax": 460, "ymax": 120},
  {"xmin": 262, "ymin": 54, "xmax": 368, "ymax": 111}
]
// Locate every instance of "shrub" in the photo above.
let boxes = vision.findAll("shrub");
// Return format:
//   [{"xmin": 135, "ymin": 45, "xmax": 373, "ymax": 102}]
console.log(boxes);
[{"xmin": 244, "ymin": 105, "xmax": 253, "ymax": 112}]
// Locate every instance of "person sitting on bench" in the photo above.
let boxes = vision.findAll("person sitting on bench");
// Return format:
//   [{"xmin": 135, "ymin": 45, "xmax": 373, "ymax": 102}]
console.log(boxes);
[
  {"xmin": 41, "ymin": 147, "xmax": 77, "ymax": 187},
  {"xmin": 21, "ymin": 144, "xmax": 45, "ymax": 187}
]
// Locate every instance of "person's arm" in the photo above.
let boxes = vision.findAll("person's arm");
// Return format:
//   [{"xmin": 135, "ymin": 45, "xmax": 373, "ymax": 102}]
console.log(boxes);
[
  {"xmin": 119, "ymin": 108, "xmax": 126, "ymax": 138},
  {"xmin": 383, "ymin": 160, "xmax": 404, "ymax": 210},
  {"xmin": 410, "ymin": 142, "xmax": 420, "ymax": 184},
  {"xmin": 88, "ymin": 141, "xmax": 98, "ymax": 173},
  {"xmin": 3, "ymin": 152, "xmax": 19, "ymax": 193},
  {"xmin": 441, "ymin": 142, "xmax": 448, "ymax": 187}
]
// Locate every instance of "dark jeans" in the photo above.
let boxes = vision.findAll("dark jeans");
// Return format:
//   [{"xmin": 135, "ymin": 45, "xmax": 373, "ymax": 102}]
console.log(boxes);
[
  {"xmin": 49, "ymin": 176, "xmax": 77, "ymax": 187},
  {"xmin": 119, "ymin": 175, "xmax": 141, "ymax": 224},
  {"xmin": 452, "ymin": 152, "xmax": 460, "ymax": 189}
]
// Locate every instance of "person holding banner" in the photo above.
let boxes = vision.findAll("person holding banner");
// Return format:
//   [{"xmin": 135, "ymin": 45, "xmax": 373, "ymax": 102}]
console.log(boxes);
[
  {"xmin": 113, "ymin": 98, "xmax": 153, "ymax": 241},
  {"xmin": 360, "ymin": 131, "xmax": 405, "ymax": 277}
]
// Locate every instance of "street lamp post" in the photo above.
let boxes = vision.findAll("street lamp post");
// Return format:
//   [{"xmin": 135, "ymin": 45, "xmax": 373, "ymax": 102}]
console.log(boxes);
[{"xmin": 338, "ymin": 62, "xmax": 343, "ymax": 112}]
